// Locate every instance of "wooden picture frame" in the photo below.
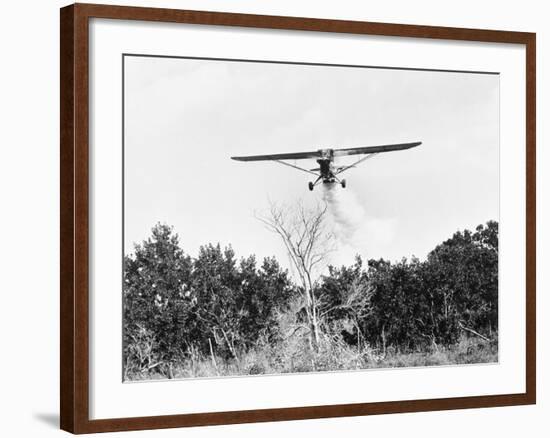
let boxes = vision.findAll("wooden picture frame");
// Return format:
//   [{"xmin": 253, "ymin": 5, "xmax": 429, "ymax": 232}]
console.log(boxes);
[{"xmin": 60, "ymin": 2, "xmax": 536, "ymax": 433}]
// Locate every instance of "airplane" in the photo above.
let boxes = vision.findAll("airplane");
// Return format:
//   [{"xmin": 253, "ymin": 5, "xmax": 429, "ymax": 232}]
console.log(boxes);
[{"xmin": 231, "ymin": 141, "xmax": 421, "ymax": 191}]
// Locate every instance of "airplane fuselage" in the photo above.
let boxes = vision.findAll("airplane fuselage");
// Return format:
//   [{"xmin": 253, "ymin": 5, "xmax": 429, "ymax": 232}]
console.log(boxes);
[
  {"xmin": 317, "ymin": 149, "xmax": 336, "ymax": 183},
  {"xmin": 317, "ymin": 158, "xmax": 335, "ymax": 183}
]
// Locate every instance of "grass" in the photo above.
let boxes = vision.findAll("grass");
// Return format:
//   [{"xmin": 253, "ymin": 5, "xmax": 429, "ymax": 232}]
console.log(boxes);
[{"xmin": 125, "ymin": 334, "xmax": 498, "ymax": 381}]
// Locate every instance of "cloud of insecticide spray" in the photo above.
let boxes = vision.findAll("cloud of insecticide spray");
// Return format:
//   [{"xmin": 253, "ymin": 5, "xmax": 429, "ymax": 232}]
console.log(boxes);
[{"xmin": 321, "ymin": 184, "xmax": 396, "ymax": 265}]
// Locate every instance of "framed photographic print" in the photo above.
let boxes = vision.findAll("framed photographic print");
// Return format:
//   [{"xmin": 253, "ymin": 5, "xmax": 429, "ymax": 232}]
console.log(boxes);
[{"xmin": 60, "ymin": 3, "xmax": 536, "ymax": 434}]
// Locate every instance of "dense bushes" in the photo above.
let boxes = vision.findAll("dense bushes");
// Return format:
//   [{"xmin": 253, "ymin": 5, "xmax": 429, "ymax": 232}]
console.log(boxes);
[
  {"xmin": 123, "ymin": 224, "xmax": 294, "ymax": 375},
  {"xmin": 124, "ymin": 221, "xmax": 498, "ymax": 379},
  {"xmin": 318, "ymin": 221, "xmax": 498, "ymax": 352}
]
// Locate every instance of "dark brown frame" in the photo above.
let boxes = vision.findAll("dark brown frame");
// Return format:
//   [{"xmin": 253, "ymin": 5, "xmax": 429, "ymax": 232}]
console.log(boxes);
[{"xmin": 60, "ymin": 2, "xmax": 536, "ymax": 434}]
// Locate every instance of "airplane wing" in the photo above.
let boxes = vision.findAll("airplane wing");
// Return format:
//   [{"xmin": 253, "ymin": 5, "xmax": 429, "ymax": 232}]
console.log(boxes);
[
  {"xmin": 231, "ymin": 150, "xmax": 319, "ymax": 161},
  {"xmin": 333, "ymin": 141, "xmax": 421, "ymax": 157}
]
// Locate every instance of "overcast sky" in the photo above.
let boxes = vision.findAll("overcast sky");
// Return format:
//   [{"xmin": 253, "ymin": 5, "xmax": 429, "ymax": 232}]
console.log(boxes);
[{"xmin": 124, "ymin": 55, "xmax": 499, "ymax": 273}]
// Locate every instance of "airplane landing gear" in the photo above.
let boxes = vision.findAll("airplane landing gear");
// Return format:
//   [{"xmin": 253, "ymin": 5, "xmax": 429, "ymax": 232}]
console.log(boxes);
[
  {"xmin": 341, "ymin": 179, "xmax": 346, "ymax": 188},
  {"xmin": 308, "ymin": 182, "xmax": 314, "ymax": 191}
]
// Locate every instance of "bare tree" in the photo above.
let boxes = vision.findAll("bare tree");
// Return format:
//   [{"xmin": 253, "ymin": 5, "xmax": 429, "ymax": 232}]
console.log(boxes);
[
  {"xmin": 257, "ymin": 200, "xmax": 335, "ymax": 351},
  {"xmin": 320, "ymin": 277, "xmax": 373, "ymax": 351}
]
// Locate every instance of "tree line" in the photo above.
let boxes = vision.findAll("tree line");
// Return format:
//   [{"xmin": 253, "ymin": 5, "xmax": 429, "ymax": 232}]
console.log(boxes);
[{"xmin": 123, "ymin": 219, "xmax": 498, "ymax": 377}]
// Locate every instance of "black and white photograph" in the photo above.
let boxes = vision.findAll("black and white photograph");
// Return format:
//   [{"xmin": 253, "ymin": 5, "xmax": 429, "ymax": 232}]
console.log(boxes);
[{"xmin": 122, "ymin": 55, "xmax": 499, "ymax": 381}]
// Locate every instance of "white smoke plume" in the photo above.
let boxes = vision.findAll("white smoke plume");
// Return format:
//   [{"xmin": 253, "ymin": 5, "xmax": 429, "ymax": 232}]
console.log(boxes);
[{"xmin": 321, "ymin": 184, "xmax": 395, "ymax": 265}]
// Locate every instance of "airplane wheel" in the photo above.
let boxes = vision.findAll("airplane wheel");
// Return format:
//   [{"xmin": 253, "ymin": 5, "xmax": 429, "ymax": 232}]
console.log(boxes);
[
  {"xmin": 308, "ymin": 182, "xmax": 314, "ymax": 191},
  {"xmin": 341, "ymin": 179, "xmax": 346, "ymax": 188}
]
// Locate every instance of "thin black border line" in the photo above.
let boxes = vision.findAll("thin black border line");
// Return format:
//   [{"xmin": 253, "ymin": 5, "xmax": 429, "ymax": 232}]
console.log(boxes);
[
  {"xmin": 121, "ymin": 53, "xmax": 126, "ymax": 383},
  {"xmin": 124, "ymin": 53, "xmax": 500, "ymax": 75}
]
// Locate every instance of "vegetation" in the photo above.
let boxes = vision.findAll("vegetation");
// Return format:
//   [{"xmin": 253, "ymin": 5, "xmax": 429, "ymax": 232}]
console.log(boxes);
[{"xmin": 123, "ymin": 218, "xmax": 498, "ymax": 380}]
